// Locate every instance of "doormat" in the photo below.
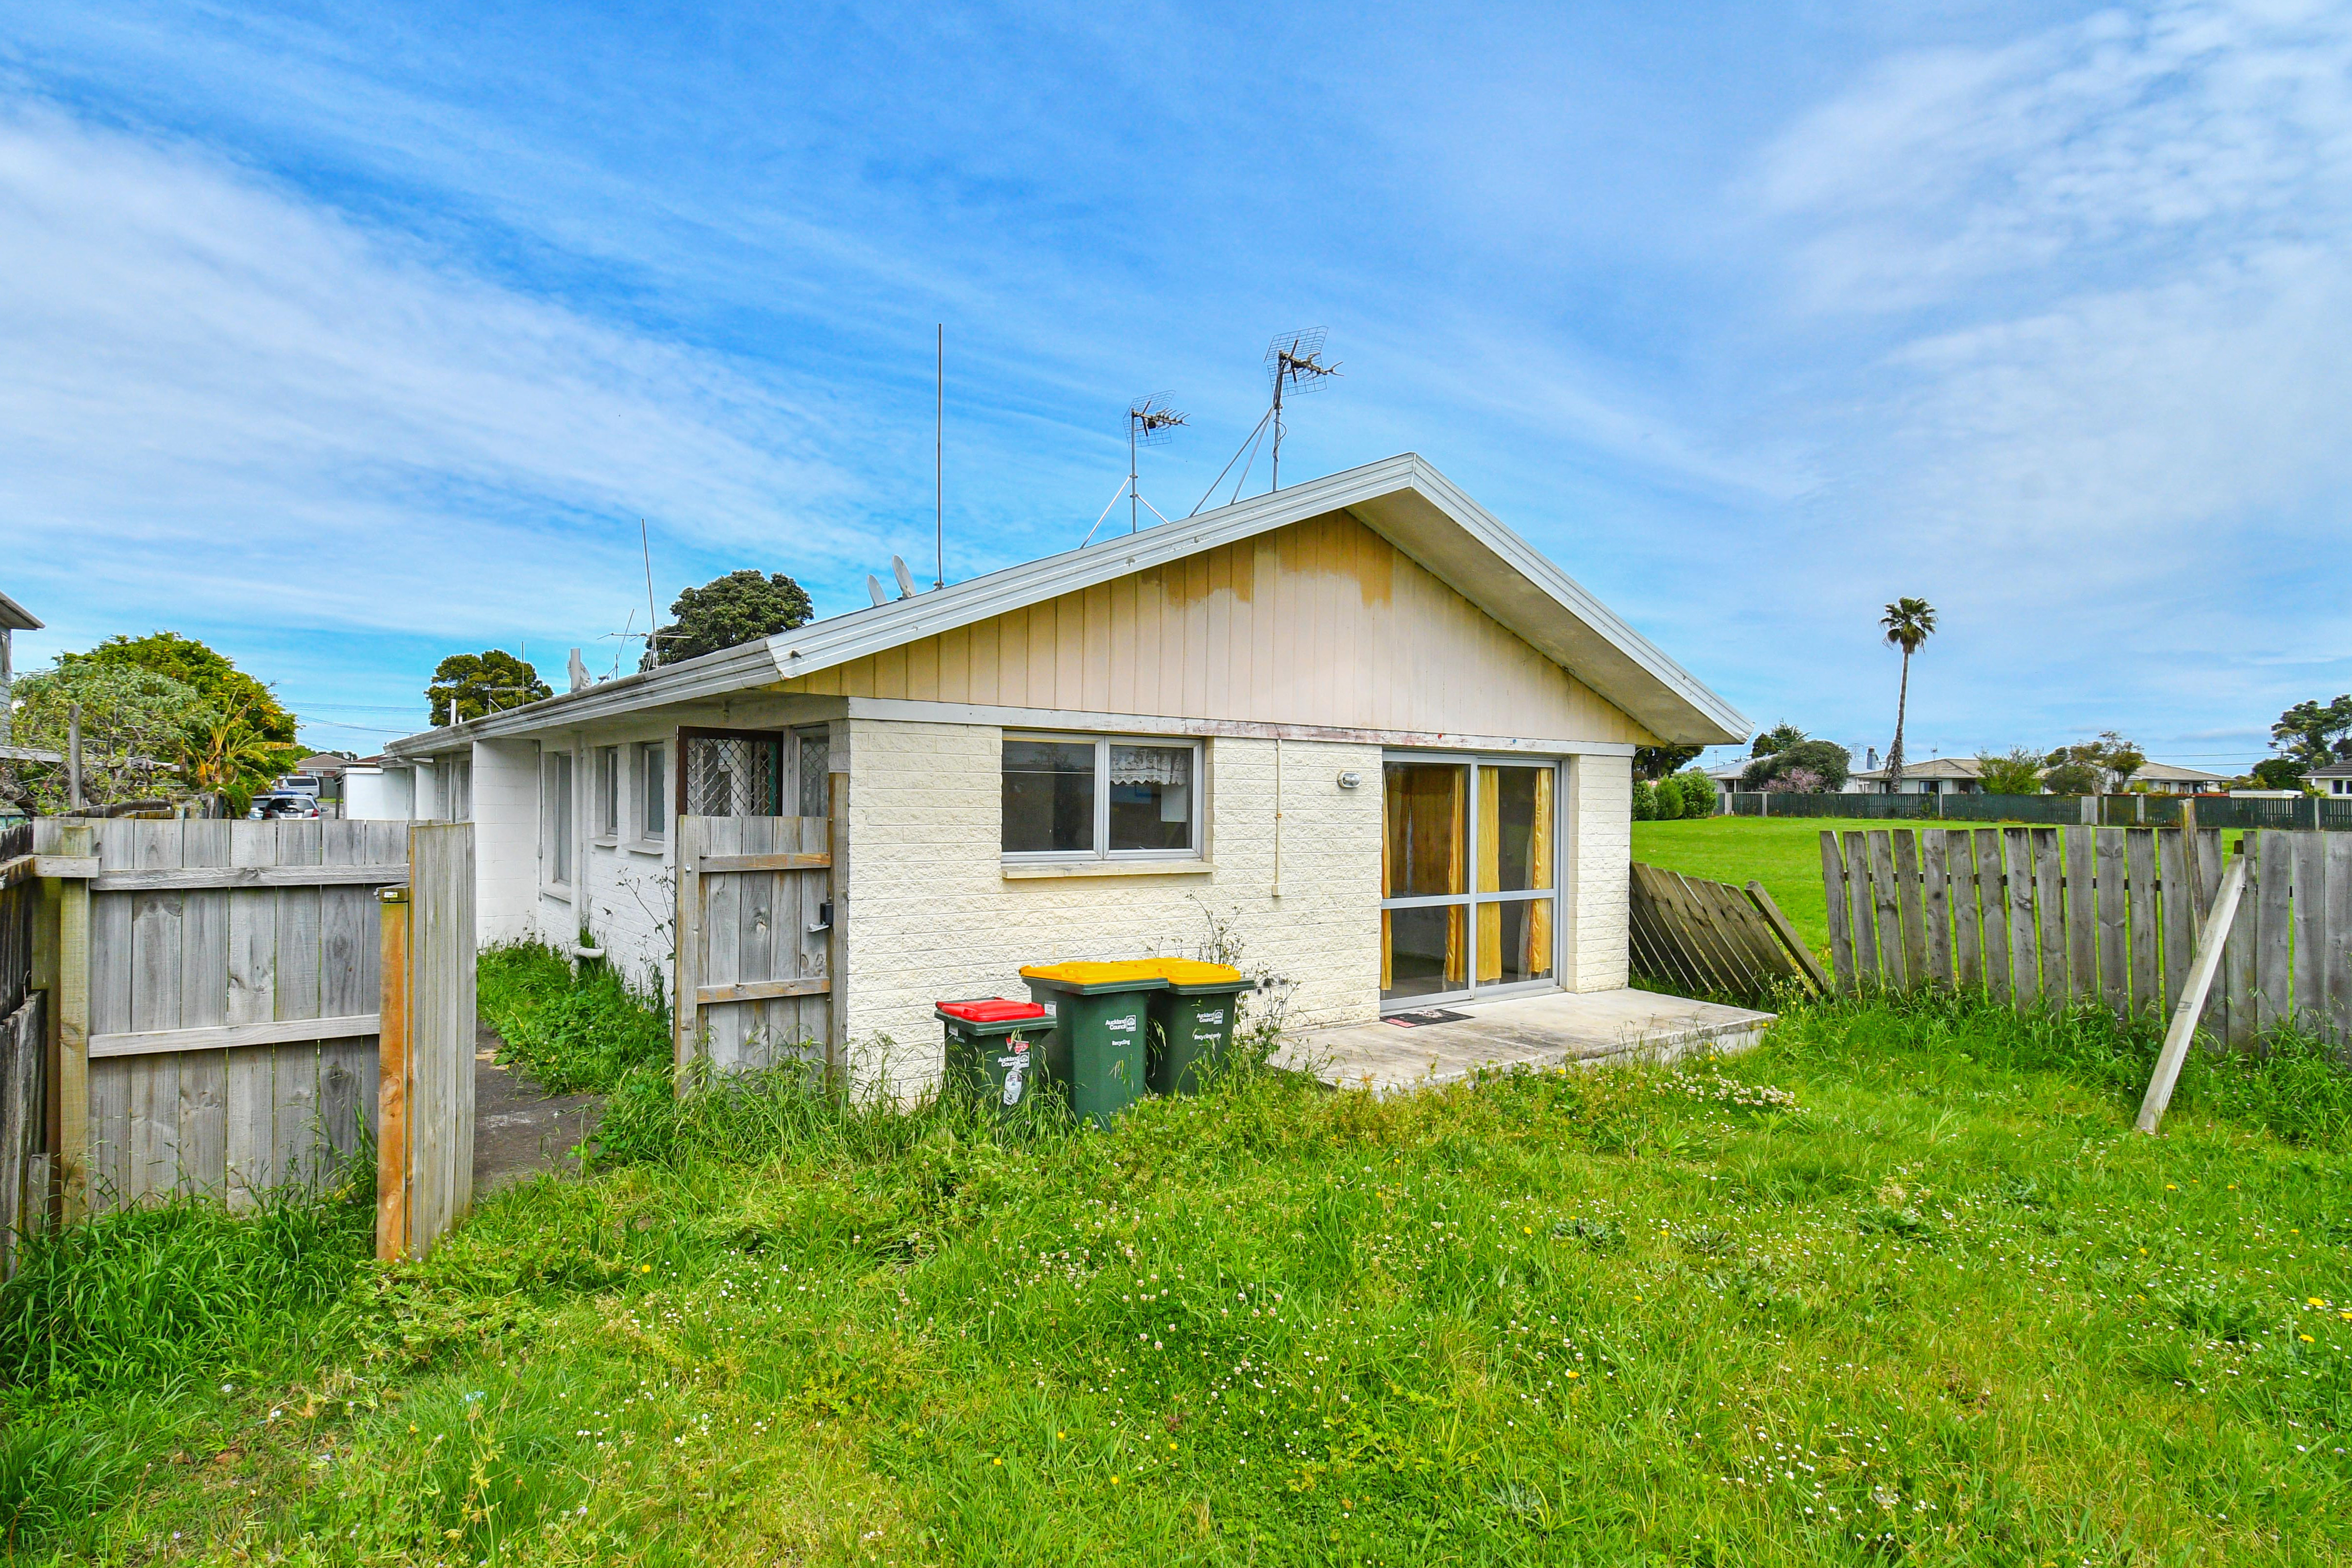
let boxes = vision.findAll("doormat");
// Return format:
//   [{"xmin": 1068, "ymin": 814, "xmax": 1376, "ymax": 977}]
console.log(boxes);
[{"xmin": 1385, "ymin": 1008, "xmax": 1471, "ymax": 1028}]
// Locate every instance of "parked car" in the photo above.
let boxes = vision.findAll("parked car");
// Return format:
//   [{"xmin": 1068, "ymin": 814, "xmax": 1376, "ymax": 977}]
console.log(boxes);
[
  {"xmin": 249, "ymin": 791, "xmax": 320, "ymax": 820},
  {"xmin": 276, "ymin": 773, "xmax": 323, "ymax": 797}
]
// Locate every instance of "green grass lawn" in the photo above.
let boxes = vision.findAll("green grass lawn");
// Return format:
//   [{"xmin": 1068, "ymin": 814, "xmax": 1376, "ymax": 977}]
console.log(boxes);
[
  {"xmin": 1633, "ymin": 817, "xmax": 2250, "ymax": 958},
  {"xmin": 2, "ymin": 974, "xmax": 2348, "ymax": 1566}
]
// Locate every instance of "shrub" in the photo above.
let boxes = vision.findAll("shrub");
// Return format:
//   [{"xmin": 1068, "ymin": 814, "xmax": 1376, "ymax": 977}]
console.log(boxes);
[
  {"xmin": 1744, "ymin": 738, "xmax": 1850, "ymax": 791},
  {"xmin": 1975, "ymin": 748, "xmax": 2045, "ymax": 795},
  {"xmin": 1631, "ymin": 779, "xmax": 1658, "ymax": 820},
  {"xmin": 1664, "ymin": 769, "xmax": 1718, "ymax": 817}
]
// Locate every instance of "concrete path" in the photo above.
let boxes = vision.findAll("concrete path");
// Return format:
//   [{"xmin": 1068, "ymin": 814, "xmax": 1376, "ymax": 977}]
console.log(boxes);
[
  {"xmin": 1277, "ymin": 987, "xmax": 1775, "ymax": 1096},
  {"xmin": 471, "ymin": 1022, "xmax": 604, "ymax": 1194}
]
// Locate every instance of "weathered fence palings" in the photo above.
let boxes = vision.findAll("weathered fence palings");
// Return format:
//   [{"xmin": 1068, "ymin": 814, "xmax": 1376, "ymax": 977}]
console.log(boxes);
[
  {"xmin": 1822, "ymin": 826, "xmax": 2352, "ymax": 1049},
  {"xmin": 674, "ymin": 804, "xmax": 839, "ymax": 1081},
  {"xmin": 1628, "ymin": 862, "xmax": 1825, "ymax": 1004}
]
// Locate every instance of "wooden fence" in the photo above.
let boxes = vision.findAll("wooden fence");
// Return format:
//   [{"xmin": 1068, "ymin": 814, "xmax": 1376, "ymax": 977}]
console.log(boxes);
[
  {"xmin": 26, "ymin": 818, "xmax": 477, "ymax": 1256},
  {"xmin": 375, "ymin": 823, "xmax": 474, "ymax": 1261},
  {"xmin": 1821, "ymin": 827, "xmax": 2352, "ymax": 1048},
  {"xmin": 673, "ymin": 786, "xmax": 843, "ymax": 1078},
  {"xmin": 1628, "ymin": 862, "xmax": 1829, "ymax": 1006},
  {"xmin": 0, "ymin": 822, "xmax": 44, "ymax": 1273}
]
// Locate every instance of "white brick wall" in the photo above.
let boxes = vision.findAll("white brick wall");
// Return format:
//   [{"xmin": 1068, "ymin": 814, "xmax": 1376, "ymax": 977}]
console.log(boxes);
[
  {"xmin": 471, "ymin": 739, "xmax": 540, "ymax": 947},
  {"xmin": 1568, "ymin": 751, "xmax": 1632, "ymax": 992},
  {"xmin": 841, "ymin": 722, "xmax": 1385, "ymax": 1089}
]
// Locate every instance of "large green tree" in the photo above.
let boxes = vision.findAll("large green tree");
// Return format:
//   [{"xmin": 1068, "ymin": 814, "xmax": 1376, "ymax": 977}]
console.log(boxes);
[
  {"xmin": 1749, "ymin": 723, "xmax": 1806, "ymax": 759},
  {"xmin": 645, "ymin": 570, "xmax": 815, "ymax": 669},
  {"xmin": 68, "ymin": 632, "xmax": 297, "ymax": 746},
  {"xmin": 2042, "ymin": 732, "xmax": 2145, "ymax": 795},
  {"xmin": 0, "ymin": 661, "xmax": 214, "ymax": 814},
  {"xmin": 1742, "ymin": 738, "xmax": 1851, "ymax": 791},
  {"xmin": 2271, "ymin": 695, "xmax": 2352, "ymax": 770},
  {"xmin": 1879, "ymin": 598, "xmax": 1937, "ymax": 792},
  {"xmin": 1973, "ymin": 748, "xmax": 2045, "ymax": 795},
  {"xmin": 1632, "ymin": 743, "xmax": 1702, "ymax": 782},
  {"xmin": 427, "ymin": 651, "xmax": 551, "ymax": 724}
]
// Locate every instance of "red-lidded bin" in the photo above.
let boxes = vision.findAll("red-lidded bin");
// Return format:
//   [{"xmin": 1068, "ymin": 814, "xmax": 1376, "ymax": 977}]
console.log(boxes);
[{"xmin": 936, "ymin": 999, "xmax": 1052, "ymax": 1115}]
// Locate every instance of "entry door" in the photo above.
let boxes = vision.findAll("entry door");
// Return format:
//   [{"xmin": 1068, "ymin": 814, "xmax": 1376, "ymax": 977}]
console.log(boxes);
[{"xmin": 1379, "ymin": 757, "xmax": 1560, "ymax": 1007}]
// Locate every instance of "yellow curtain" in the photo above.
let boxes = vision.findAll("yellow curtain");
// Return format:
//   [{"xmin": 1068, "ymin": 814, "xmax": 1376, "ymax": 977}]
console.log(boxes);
[
  {"xmin": 1447, "ymin": 774, "xmax": 1468, "ymax": 982},
  {"xmin": 1526, "ymin": 768, "xmax": 1554, "ymax": 977},
  {"xmin": 1476, "ymin": 768, "xmax": 1503, "ymax": 982},
  {"xmin": 1380, "ymin": 909, "xmax": 1392, "ymax": 990}
]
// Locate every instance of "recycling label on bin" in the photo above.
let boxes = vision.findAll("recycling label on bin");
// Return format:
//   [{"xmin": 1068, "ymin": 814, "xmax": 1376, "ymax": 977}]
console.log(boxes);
[
  {"xmin": 1106, "ymin": 1016, "xmax": 1136, "ymax": 1034},
  {"xmin": 1199, "ymin": 1010, "xmax": 1224, "ymax": 1025}
]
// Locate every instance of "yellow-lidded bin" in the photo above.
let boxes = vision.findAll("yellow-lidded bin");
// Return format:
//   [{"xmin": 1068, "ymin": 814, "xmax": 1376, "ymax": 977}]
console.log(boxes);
[
  {"xmin": 1018, "ymin": 962, "xmax": 1168, "ymax": 1127},
  {"xmin": 1141, "ymin": 960, "xmax": 1254, "ymax": 1096}
]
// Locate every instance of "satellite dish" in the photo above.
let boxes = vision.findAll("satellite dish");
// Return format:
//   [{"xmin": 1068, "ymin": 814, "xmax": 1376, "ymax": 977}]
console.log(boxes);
[
  {"xmin": 891, "ymin": 555, "xmax": 918, "ymax": 599},
  {"xmin": 867, "ymin": 575, "xmax": 888, "ymax": 607}
]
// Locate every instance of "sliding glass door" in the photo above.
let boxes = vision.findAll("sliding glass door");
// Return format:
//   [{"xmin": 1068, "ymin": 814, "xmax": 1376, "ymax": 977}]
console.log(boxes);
[{"xmin": 1380, "ymin": 756, "xmax": 1559, "ymax": 1007}]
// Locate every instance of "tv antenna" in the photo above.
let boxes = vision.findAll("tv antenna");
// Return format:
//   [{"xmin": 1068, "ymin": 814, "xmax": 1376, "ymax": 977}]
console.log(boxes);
[
  {"xmin": 1082, "ymin": 393, "xmax": 1188, "ymax": 547},
  {"xmin": 1266, "ymin": 328, "xmax": 1337, "ymax": 493},
  {"xmin": 1189, "ymin": 328, "xmax": 1341, "ymax": 516}
]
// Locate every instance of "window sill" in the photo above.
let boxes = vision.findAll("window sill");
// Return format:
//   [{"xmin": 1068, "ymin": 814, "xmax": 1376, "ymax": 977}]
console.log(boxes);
[
  {"xmin": 542, "ymin": 884, "xmax": 575, "ymax": 902},
  {"xmin": 1002, "ymin": 859, "xmax": 1214, "ymax": 881},
  {"xmin": 621, "ymin": 840, "xmax": 667, "ymax": 858}
]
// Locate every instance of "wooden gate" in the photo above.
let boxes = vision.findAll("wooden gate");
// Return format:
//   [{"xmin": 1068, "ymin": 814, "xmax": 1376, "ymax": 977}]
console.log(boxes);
[
  {"xmin": 673, "ymin": 801, "xmax": 840, "ymax": 1078},
  {"xmin": 30, "ymin": 818, "xmax": 477, "ymax": 1256},
  {"xmin": 0, "ymin": 822, "xmax": 44, "ymax": 1273}
]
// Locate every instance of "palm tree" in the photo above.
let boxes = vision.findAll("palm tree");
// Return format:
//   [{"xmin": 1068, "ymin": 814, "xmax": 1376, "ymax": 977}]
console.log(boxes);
[{"xmin": 1880, "ymin": 598, "xmax": 1937, "ymax": 794}]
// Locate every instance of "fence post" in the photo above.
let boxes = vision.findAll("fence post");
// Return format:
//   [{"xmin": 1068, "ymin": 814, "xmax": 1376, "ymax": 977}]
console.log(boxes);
[
  {"xmin": 672, "ymin": 814, "xmax": 705, "ymax": 1082},
  {"xmin": 2136, "ymin": 851, "xmax": 2249, "ymax": 1134},
  {"xmin": 375, "ymin": 885, "xmax": 411, "ymax": 1263},
  {"xmin": 52, "ymin": 822, "xmax": 91, "ymax": 1224}
]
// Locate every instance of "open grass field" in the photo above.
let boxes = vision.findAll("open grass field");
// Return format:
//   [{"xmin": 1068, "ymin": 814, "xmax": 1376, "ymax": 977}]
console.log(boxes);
[
  {"xmin": 1632, "ymin": 817, "xmax": 2250, "ymax": 959},
  {"xmin": 2, "ymin": 970, "xmax": 2348, "ymax": 1566}
]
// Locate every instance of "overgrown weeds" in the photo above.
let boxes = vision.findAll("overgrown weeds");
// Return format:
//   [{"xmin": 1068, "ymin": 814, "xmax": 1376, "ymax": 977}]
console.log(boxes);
[{"xmin": 479, "ymin": 940, "xmax": 670, "ymax": 1094}]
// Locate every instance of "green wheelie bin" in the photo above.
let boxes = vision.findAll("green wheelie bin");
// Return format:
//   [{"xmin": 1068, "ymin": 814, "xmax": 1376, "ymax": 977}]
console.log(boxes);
[
  {"xmin": 1142, "ymin": 960, "xmax": 1254, "ymax": 1096},
  {"xmin": 1018, "ymin": 961, "xmax": 1167, "ymax": 1128},
  {"xmin": 935, "ymin": 999, "xmax": 1052, "ymax": 1117}
]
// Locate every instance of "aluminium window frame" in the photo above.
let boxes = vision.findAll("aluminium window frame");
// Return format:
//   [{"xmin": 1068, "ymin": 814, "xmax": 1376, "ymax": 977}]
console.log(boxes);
[
  {"xmin": 540, "ymin": 748, "xmax": 576, "ymax": 896},
  {"xmin": 592, "ymin": 745, "xmax": 620, "ymax": 842},
  {"xmin": 1377, "ymin": 751, "xmax": 1567, "ymax": 1012},
  {"xmin": 1000, "ymin": 731, "xmax": 1205, "ymax": 865}
]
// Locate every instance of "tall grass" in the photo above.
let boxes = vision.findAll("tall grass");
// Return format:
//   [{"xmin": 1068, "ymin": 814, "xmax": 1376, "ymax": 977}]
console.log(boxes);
[{"xmin": 479, "ymin": 940, "xmax": 670, "ymax": 1094}]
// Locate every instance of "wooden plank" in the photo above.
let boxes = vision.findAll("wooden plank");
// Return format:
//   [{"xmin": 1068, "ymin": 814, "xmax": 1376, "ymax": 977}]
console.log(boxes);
[
  {"xmin": 2291, "ymin": 830, "xmax": 2327, "ymax": 1027},
  {"xmin": 376, "ymin": 886, "xmax": 410, "ymax": 1261},
  {"xmin": 175, "ymin": 820, "xmax": 231, "ymax": 1198},
  {"xmin": 90, "ymin": 1014, "xmax": 381, "ymax": 1058},
  {"xmin": 1628, "ymin": 866, "xmax": 1704, "ymax": 993},
  {"xmin": 2002, "ymin": 828, "xmax": 2037, "ymax": 1006},
  {"xmin": 1746, "ymin": 880, "xmax": 1830, "ymax": 993},
  {"xmin": 269, "ymin": 820, "xmax": 323, "ymax": 1188},
  {"xmin": 702, "ymin": 817, "xmax": 744, "ymax": 1069},
  {"xmin": 1671, "ymin": 870, "xmax": 1754, "ymax": 997},
  {"xmin": 223, "ymin": 822, "xmax": 277, "ymax": 1206},
  {"xmin": 1976, "ymin": 830, "xmax": 2011, "ymax": 1004},
  {"xmin": 2158, "ymin": 829, "xmax": 2194, "ymax": 1017},
  {"xmin": 1843, "ymin": 832, "xmax": 1879, "ymax": 987},
  {"xmin": 2031, "ymin": 829, "xmax": 2066, "ymax": 1004},
  {"xmin": 32, "ymin": 856, "xmax": 100, "ymax": 879},
  {"xmin": 1949, "ymin": 829, "xmax": 1983, "ymax": 990},
  {"xmin": 2135, "ymin": 852, "xmax": 2251, "ymax": 1134},
  {"xmin": 1625, "ymin": 870, "xmax": 1687, "ymax": 991},
  {"xmin": 2064, "ymin": 827, "xmax": 2097, "ymax": 1006},
  {"xmin": 2223, "ymin": 836, "xmax": 2261, "ymax": 1049},
  {"xmin": 127, "ymin": 819, "xmax": 184, "ymax": 1203},
  {"xmin": 405, "ymin": 824, "xmax": 473, "ymax": 1257},
  {"xmin": 53, "ymin": 824, "xmax": 92, "ymax": 1222},
  {"xmin": 735, "ymin": 817, "xmax": 782, "ymax": 1069},
  {"xmin": 2096, "ymin": 828, "xmax": 2130, "ymax": 1015},
  {"xmin": 1919, "ymin": 830, "xmax": 1953, "ymax": 989},
  {"xmin": 2127, "ymin": 829, "xmax": 2160, "ymax": 1016},
  {"xmin": 2190, "ymin": 830, "xmax": 2229, "ymax": 1047},
  {"xmin": 672, "ymin": 814, "xmax": 705, "ymax": 1073},
  {"xmin": 1645, "ymin": 866, "xmax": 1732, "ymax": 996},
  {"xmin": 1819, "ymin": 833, "xmax": 1854, "ymax": 994},
  {"xmin": 2327, "ymin": 834, "xmax": 2352, "ymax": 1046},
  {"xmin": 697, "ymin": 977, "xmax": 832, "ymax": 1006},
  {"xmin": 2253, "ymin": 830, "xmax": 2293, "ymax": 1038},
  {"xmin": 1891, "ymin": 831, "xmax": 1928, "ymax": 986},
  {"xmin": 698, "ymin": 851, "xmax": 830, "ymax": 874},
  {"xmin": 79, "ymin": 864, "xmax": 408, "ymax": 892},
  {"xmin": 1704, "ymin": 877, "xmax": 1787, "ymax": 991},
  {"xmin": 1865, "ymin": 832, "xmax": 1909, "ymax": 992}
]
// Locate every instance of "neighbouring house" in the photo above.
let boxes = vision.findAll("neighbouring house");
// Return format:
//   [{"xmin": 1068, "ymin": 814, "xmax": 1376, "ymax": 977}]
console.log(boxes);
[
  {"xmin": 0, "ymin": 588, "xmax": 40, "ymax": 751},
  {"xmin": 2127, "ymin": 762, "xmax": 2228, "ymax": 796},
  {"xmin": 2312, "ymin": 761, "xmax": 2352, "ymax": 798},
  {"xmin": 1848, "ymin": 757, "xmax": 1985, "ymax": 796},
  {"xmin": 367, "ymin": 455, "xmax": 1747, "ymax": 1086}
]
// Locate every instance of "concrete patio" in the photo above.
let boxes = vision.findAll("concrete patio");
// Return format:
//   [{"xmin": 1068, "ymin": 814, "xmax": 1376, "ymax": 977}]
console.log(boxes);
[{"xmin": 1276, "ymin": 987, "xmax": 1774, "ymax": 1095}]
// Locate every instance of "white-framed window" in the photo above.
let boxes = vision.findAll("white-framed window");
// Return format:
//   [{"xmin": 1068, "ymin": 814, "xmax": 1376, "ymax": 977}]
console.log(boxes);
[
  {"xmin": 1379, "ymin": 754, "xmax": 1562, "ymax": 1008},
  {"xmin": 1001, "ymin": 734, "xmax": 1201, "ymax": 862},
  {"xmin": 594, "ymin": 746, "xmax": 620, "ymax": 838},
  {"xmin": 638, "ymin": 742, "xmax": 667, "ymax": 840},
  {"xmin": 543, "ymin": 751, "xmax": 574, "ymax": 888}
]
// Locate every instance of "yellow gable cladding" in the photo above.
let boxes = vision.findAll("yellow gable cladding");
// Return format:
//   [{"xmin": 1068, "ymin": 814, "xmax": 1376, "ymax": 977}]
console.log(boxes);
[{"xmin": 784, "ymin": 509, "xmax": 1654, "ymax": 743}]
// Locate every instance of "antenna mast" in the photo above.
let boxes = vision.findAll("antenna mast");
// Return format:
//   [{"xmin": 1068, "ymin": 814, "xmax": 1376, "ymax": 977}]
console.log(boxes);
[
  {"xmin": 1127, "ymin": 394, "xmax": 1188, "ymax": 533},
  {"xmin": 935, "ymin": 324, "xmax": 945, "ymax": 589},
  {"xmin": 1264, "ymin": 328, "xmax": 1338, "ymax": 492}
]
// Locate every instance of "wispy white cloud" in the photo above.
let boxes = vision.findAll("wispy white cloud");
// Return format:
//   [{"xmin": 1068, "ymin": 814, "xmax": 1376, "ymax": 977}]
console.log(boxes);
[{"xmin": 0, "ymin": 103, "xmax": 863, "ymax": 648}]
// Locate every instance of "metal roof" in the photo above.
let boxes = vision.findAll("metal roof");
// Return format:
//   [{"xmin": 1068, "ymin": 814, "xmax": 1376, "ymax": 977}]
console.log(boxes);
[{"xmin": 387, "ymin": 453, "xmax": 1748, "ymax": 757}]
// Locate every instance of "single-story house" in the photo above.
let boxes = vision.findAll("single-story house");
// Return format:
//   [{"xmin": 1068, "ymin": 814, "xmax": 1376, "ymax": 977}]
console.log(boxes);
[
  {"xmin": 1848, "ymin": 757, "xmax": 1984, "ymax": 796},
  {"xmin": 2312, "ymin": 761, "xmax": 2352, "ymax": 798},
  {"xmin": 2127, "ymin": 762, "xmax": 2228, "ymax": 796},
  {"xmin": 367, "ymin": 454, "xmax": 1746, "ymax": 1085}
]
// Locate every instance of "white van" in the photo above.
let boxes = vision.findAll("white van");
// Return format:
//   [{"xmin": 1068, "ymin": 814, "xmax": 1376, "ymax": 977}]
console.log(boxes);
[{"xmin": 276, "ymin": 773, "xmax": 323, "ymax": 798}]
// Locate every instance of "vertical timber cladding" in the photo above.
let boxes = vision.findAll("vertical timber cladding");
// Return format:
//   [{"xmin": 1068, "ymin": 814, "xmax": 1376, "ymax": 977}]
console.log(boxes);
[
  {"xmin": 1821, "ymin": 826, "xmax": 2352, "ymax": 1049},
  {"xmin": 35, "ymin": 817, "xmax": 410, "ymax": 1214}
]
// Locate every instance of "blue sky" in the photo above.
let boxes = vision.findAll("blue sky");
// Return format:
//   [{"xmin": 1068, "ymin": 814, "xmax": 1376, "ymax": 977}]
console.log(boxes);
[{"xmin": 3, "ymin": 1, "xmax": 2348, "ymax": 774}]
